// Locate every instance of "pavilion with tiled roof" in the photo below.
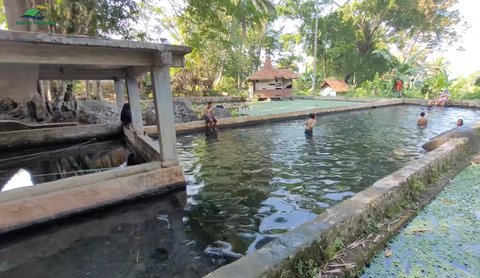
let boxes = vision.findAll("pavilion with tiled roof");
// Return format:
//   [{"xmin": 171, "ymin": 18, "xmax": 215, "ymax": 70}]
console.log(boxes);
[{"xmin": 247, "ymin": 57, "xmax": 299, "ymax": 100}]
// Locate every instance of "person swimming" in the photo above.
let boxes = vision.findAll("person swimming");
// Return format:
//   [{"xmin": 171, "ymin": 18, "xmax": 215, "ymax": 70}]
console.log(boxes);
[
  {"xmin": 305, "ymin": 113, "xmax": 316, "ymax": 136},
  {"xmin": 417, "ymin": 112, "xmax": 428, "ymax": 126},
  {"xmin": 457, "ymin": 118, "xmax": 464, "ymax": 127}
]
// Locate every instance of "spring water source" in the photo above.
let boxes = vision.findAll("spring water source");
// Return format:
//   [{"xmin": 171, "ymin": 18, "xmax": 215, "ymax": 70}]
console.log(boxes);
[
  {"xmin": 0, "ymin": 139, "xmax": 139, "ymax": 192},
  {"xmin": 1, "ymin": 105, "xmax": 480, "ymax": 278}
]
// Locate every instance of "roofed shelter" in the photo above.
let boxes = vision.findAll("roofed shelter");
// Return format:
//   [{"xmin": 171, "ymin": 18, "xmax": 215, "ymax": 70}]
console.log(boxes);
[
  {"xmin": 319, "ymin": 79, "xmax": 349, "ymax": 97},
  {"xmin": 0, "ymin": 30, "xmax": 191, "ymax": 166},
  {"xmin": 247, "ymin": 57, "xmax": 299, "ymax": 100},
  {"xmin": 0, "ymin": 30, "xmax": 192, "ymax": 232}
]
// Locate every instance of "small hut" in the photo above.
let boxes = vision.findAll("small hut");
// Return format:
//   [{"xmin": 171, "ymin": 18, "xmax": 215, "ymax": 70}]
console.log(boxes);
[
  {"xmin": 319, "ymin": 79, "xmax": 349, "ymax": 97},
  {"xmin": 247, "ymin": 57, "xmax": 299, "ymax": 100}
]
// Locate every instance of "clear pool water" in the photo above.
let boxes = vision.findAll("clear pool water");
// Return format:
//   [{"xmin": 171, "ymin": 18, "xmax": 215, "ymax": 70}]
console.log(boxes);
[
  {"xmin": 177, "ymin": 105, "xmax": 480, "ymax": 257},
  {"xmin": 1, "ymin": 105, "xmax": 479, "ymax": 278}
]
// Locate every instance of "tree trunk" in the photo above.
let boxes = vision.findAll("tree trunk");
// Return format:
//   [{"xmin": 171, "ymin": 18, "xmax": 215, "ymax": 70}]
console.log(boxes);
[
  {"xmin": 1, "ymin": 0, "xmax": 55, "ymax": 122},
  {"xmin": 3, "ymin": 0, "xmax": 29, "ymax": 31},
  {"xmin": 94, "ymin": 81, "xmax": 103, "ymax": 100},
  {"xmin": 85, "ymin": 80, "xmax": 91, "ymax": 99}
]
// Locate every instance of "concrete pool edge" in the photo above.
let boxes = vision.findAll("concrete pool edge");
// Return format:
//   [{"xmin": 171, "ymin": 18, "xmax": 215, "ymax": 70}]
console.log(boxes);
[
  {"xmin": 144, "ymin": 99, "xmax": 403, "ymax": 136},
  {"xmin": 0, "ymin": 163, "xmax": 186, "ymax": 234},
  {"xmin": 203, "ymin": 137, "xmax": 471, "ymax": 278}
]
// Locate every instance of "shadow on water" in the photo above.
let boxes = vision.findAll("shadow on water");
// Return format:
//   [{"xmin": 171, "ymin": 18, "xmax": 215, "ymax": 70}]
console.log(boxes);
[{"xmin": 0, "ymin": 190, "xmax": 219, "ymax": 278}]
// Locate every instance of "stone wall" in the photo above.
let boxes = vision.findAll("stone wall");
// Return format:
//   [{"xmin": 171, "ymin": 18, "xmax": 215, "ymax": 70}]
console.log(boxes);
[
  {"xmin": 178, "ymin": 96, "xmax": 244, "ymax": 104},
  {"xmin": 205, "ymin": 137, "xmax": 472, "ymax": 278}
]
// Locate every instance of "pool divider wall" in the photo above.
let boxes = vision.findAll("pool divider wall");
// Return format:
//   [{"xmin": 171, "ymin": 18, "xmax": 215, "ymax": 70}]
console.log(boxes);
[
  {"xmin": 0, "ymin": 163, "xmax": 186, "ymax": 234},
  {"xmin": 403, "ymin": 98, "xmax": 480, "ymax": 108},
  {"xmin": 144, "ymin": 99, "xmax": 403, "ymax": 136},
  {"xmin": 0, "ymin": 123, "xmax": 123, "ymax": 151},
  {"xmin": 204, "ymin": 137, "xmax": 471, "ymax": 278}
]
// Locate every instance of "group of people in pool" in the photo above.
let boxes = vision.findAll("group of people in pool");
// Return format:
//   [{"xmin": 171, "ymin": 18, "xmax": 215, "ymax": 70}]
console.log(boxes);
[
  {"xmin": 417, "ymin": 112, "xmax": 464, "ymax": 128},
  {"xmin": 204, "ymin": 99, "xmax": 464, "ymax": 136},
  {"xmin": 427, "ymin": 90, "xmax": 450, "ymax": 107}
]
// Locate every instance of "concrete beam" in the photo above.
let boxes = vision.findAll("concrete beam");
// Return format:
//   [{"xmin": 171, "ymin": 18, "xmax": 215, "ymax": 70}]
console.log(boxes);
[
  {"xmin": 0, "ymin": 42, "xmax": 189, "ymax": 69},
  {"xmin": 126, "ymin": 75, "xmax": 144, "ymax": 135},
  {"xmin": 0, "ymin": 30, "xmax": 192, "ymax": 54},
  {"xmin": 0, "ymin": 41, "xmax": 153, "ymax": 67},
  {"xmin": 0, "ymin": 124, "xmax": 122, "ymax": 151},
  {"xmin": 151, "ymin": 66, "xmax": 178, "ymax": 165},
  {"xmin": 39, "ymin": 66, "xmax": 128, "ymax": 80},
  {"xmin": 0, "ymin": 165, "xmax": 186, "ymax": 234},
  {"xmin": 114, "ymin": 79, "xmax": 126, "ymax": 114},
  {"xmin": 124, "ymin": 128, "xmax": 162, "ymax": 162}
]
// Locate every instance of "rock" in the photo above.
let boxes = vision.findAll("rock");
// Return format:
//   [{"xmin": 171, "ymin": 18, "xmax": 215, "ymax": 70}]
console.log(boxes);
[
  {"xmin": 212, "ymin": 107, "xmax": 231, "ymax": 118},
  {"xmin": 77, "ymin": 100, "xmax": 119, "ymax": 124},
  {"xmin": 142, "ymin": 98, "xmax": 199, "ymax": 124},
  {"xmin": 144, "ymin": 109, "xmax": 157, "ymax": 125},
  {"xmin": 173, "ymin": 98, "xmax": 199, "ymax": 123}
]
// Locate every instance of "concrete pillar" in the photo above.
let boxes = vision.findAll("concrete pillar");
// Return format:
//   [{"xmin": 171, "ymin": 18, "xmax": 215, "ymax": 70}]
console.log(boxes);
[
  {"xmin": 126, "ymin": 76, "xmax": 143, "ymax": 135},
  {"xmin": 114, "ymin": 79, "xmax": 126, "ymax": 114},
  {"xmin": 150, "ymin": 66, "xmax": 178, "ymax": 165}
]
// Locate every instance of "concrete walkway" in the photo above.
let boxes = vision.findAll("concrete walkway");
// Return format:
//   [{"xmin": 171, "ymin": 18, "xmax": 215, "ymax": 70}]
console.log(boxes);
[
  {"xmin": 240, "ymin": 99, "xmax": 361, "ymax": 116},
  {"xmin": 362, "ymin": 164, "xmax": 480, "ymax": 277}
]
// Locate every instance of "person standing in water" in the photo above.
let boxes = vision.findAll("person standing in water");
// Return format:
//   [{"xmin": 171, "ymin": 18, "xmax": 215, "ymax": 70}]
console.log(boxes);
[
  {"xmin": 305, "ymin": 113, "xmax": 316, "ymax": 136},
  {"xmin": 204, "ymin": 101, "xmax": 218, "ymax": 131},
  {"xmin": 417, "ymin": 112, "xmax": 428, "ymax": 126}
]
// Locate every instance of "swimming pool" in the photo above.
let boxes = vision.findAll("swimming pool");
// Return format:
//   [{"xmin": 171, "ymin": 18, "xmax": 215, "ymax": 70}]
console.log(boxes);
[{"xmin": 1, "ymin": 105, "xmax": 479, "ymax": 278}]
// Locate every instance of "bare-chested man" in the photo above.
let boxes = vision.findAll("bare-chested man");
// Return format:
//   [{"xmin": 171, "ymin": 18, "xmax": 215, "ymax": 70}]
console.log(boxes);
[
  {"xmin": 305, "ymin": 113, "xmax": 316, "ymax": 136},
  {"xmin": 204, "ymin": 101, "xmax": 218, "ymax": 131},
  {"xmin": 417, "ymin": 112, "xmax": 428, "ymax": 126}
]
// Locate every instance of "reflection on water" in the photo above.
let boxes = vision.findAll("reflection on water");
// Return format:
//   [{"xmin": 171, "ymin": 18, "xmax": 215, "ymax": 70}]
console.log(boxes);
[
  {"xmin": 2, "ymin": 169, "xmax": 34, "ymax": 192},
  {"xmin": 0, "ymin": 140, "xmax": 143, "ymax": 192},
  {"xmin": 178, "ymin": 105, "xmax": 480, "ymax": 256},
  {"xmin": 0, "ymin": 191, "xmax": 218, "ymax": 278}
]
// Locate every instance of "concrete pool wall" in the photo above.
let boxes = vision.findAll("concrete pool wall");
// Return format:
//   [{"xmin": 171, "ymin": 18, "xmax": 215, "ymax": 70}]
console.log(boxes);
[
  {"xmin": 0, "ymin": 162, "xmax": 185, "ymax": 234},
  {"xmin": 145, "ymin": 99, "xmax": 403, "ymax": 136},
  {"xmin": 204, "ymin": 134, "xmax": 473, "ymax": 277}
]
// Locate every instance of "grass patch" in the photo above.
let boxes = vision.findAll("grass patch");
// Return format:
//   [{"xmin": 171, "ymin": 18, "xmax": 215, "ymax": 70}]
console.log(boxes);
[
  {"xmin": 324, "ymin": 237, "xmax": 344, "ymax": 261},
  {"xmin": 279, "ymin": 259, "xmax": 319, "ymax": 278},
  {"xmin": 409, "ymin": 178, "xmax": 425, "ymax": 199}
]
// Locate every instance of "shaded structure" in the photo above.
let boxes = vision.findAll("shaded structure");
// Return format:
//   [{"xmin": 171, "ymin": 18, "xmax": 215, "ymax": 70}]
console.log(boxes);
[
  {"xmin": 319, "ymin": 79, "xmax": 349, "ymax": 97},
  {"xmin": 0, "ymin": 30, "xmax": 191, "ymax": 165},
  {"xmin": 247, "ymin": 57, "xmax": 299, "ymax": 100},
  {"xmin": 0, "ymin": 30, "xmax": 191, "ymax": 233}
]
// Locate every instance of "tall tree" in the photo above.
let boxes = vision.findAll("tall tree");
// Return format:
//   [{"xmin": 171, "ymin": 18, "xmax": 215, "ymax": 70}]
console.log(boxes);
[
  {"xmin": 1, "ymin": 0, "xmax": 141, "ymax": 122},
  {"xmin": 279, "ymin": 0, "xmax": 462, "ymax": 83}
]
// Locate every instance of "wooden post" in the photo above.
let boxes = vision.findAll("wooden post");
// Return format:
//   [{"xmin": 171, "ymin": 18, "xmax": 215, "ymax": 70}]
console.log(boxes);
[
  {"xmin": 126, "ymin": 75, "xmax": 143, "ymax": 135},
  {"xmin": 114, "ymin": 79, "xmax": 125, "ymax": 114},
  {"xmin": 150, "ymin": 66, "xmax": 178, "ymax": 166}
]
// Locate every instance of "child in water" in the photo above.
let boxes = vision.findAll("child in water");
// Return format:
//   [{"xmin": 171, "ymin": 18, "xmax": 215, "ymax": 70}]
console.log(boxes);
[
  {"xmin": 305, "ymin": 113, "xmax": 316, "ymax": 136},
  {"xmin": 417, "ymin": 112, "xmax": 428, "ymax": 126},
  {"xmin": 457, "ymin": 119, "xmax": 464, "ymax": 127}
]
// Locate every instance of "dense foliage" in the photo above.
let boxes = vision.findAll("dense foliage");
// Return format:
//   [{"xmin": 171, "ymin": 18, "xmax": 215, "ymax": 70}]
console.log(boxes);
[{"xmin": 1, "ymin": 0, "xmax": 478, "ymax": 99}]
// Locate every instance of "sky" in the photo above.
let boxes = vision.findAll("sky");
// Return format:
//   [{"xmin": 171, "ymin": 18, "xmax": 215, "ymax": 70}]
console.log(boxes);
[{"xmin": 440, "ymin": 0, "xmax": 480, "ymax": 77}]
